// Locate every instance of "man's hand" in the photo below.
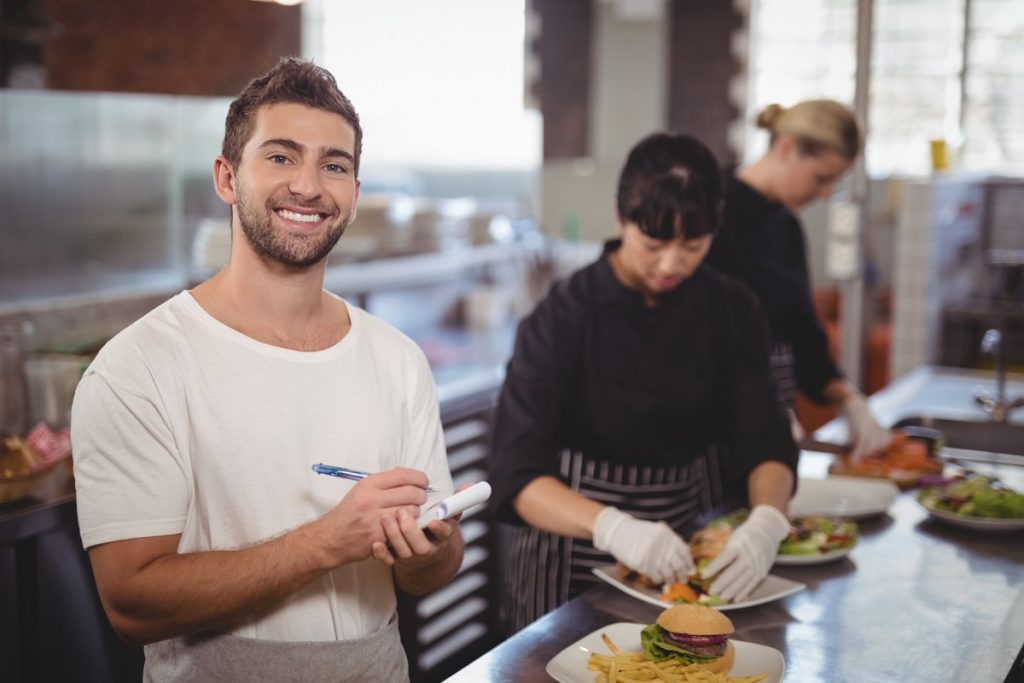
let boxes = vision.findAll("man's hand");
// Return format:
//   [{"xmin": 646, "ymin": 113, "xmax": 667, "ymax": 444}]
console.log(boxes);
[
  {"xmin": 317, "ymin": 467, "xmax": 428, "ymax": 566},
  {"xmin": 372, "ymin": 478, "xmax": 474, "ymax": 567},
  {"xmin": 592, "ymin": 507, "xmax": 694, "ymax": 584},
  {"xmin": 371, "ymin": 510, "xmax": 460, "ymax": 567},
  {"xmin": 85, "ymin": 467, "xmax": 436, "ymax": 645},
  {"xmin": 705, "ymin": 504, "xmax": 790, "ymax": 602},
  {"xmin": 373, "ymin": 482, "xmax": 469, "ymax": 595}
]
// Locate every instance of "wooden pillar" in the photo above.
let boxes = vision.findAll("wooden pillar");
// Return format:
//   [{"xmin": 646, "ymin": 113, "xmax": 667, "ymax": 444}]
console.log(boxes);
[{"xmin": 667, "ymin": 0, "xmax": 743, "ymax": 169}]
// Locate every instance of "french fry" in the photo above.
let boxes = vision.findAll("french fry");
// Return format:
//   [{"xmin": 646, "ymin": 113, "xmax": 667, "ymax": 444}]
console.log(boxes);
[{"xmin": 587, "ymin": 634, "xmax": 769, "ymax": 683}]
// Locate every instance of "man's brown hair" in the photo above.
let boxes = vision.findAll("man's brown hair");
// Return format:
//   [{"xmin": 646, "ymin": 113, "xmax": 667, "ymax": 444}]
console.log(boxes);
[{"xmin": 222, "ymin": 57, "xmax": 363, "ymax": 175}]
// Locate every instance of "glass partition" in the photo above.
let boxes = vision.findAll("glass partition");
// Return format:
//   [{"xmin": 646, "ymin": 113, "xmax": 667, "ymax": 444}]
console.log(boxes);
[{"xmin": 0, "ymin": 90, "xmax": 228, "ymax": 308}]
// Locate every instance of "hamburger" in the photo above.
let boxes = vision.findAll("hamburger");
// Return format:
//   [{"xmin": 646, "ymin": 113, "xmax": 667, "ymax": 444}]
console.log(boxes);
[
  {"xmin": 640, "ymin": 603, "xmax": 735, "ymax": 673},
  {"xmin": 687, "ymin": 526, "xmax": 732, "ymax": 595},
  {"xmin": 689, "ymin": 527, "xmax": 731, "ymax": 563}
]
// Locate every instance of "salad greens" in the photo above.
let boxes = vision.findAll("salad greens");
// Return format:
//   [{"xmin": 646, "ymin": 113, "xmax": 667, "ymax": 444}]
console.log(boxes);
[
  {"xmin": 640, "ymin": 623, "xmax": 717, "ymax": 664},
  {"xmin": 705, "ymin": 509, "xmax": 859, "ymax": 556},
  {"xmin": 779, "ymin": 517, "xmax": 858, "ymax": 556},
  {"xmin": 917, "ymin": 475, "xmax": 1024, "ymax": 519}
]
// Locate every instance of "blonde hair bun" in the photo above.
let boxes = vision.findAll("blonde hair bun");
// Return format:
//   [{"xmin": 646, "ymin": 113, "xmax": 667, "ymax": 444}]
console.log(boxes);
[
  {"xmin": 755, "ymin": 103, "xmax": 786, "ymax": 132},
  {"xmin": 758, "ymin": 99, "xmax": 860, "ymax": 160}
]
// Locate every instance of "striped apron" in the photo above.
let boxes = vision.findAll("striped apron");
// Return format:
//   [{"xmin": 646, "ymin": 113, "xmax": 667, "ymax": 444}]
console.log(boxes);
[
  {"xmin": 503, "ymin": 449, "xmax": 721, "ymax": 632},
  {"xmin": 769, "ymin": 341, "xmax": 797, "ymax": 410},
  {"xmin": 769, "ymin": 341, "xmax": 804, "ymax": 441}
]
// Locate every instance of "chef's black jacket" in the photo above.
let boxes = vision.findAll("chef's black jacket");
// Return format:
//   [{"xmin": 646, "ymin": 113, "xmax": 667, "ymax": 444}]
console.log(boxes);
[
  {"xmin": 489, "ymin": 239, "xmax": 799, "ymax": 525},
  {"xmin": 706, "ymin": 175, "xmax": 843, "ymax": 403}
]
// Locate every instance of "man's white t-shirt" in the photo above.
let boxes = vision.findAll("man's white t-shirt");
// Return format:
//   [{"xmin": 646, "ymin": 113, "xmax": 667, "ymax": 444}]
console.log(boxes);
[{"xmin": 71, "ymin": 291, "xmax": 453, "ymax": 643}]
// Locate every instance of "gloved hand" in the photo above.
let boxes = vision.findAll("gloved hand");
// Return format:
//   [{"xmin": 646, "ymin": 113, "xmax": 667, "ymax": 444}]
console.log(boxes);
[
  {"xmin": 842, "ymin": 392, "xmax": 891, "ymax": 460},
  {"xmin": 705, "ymin": 505, "xmax": 790, "ymax": 603},
  {"xmin": 592, "ymin": 506, "xmax": 694, "ymax": 584}
]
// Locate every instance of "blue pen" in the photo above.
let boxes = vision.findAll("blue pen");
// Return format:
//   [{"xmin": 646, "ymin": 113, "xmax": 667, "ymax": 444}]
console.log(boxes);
[{"xmin": 312, "ymin": 463, "xmax": 440, "ymax": 493}]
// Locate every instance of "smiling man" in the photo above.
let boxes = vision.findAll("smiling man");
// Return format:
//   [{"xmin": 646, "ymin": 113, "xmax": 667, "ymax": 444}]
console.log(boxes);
[{"xmin": 70, "ymin": 58, "xmax": 463, "ymax": 682}]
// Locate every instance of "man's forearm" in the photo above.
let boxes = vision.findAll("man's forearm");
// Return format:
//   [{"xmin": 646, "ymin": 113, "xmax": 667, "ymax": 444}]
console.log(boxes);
[
  {"xmin": 92, "ymin": 519, "xmax": 335, "ymax": 645},
  {"xmin": 91, "ymin": 464, "xmax": 431, "ymax": 645},
  {"xmin": 394, "ymin": 526, "xmax": 465, "ymax": 595}
]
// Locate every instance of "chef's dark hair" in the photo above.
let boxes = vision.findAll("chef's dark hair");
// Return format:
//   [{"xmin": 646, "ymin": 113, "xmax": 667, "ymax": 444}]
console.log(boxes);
[
  {"xmin": 222, "ymin": 57, "xmax": 363, "ymax": 176},
  {"xmin": 616, "ymin": 132, "xmax": 722, "ymax": 240}
]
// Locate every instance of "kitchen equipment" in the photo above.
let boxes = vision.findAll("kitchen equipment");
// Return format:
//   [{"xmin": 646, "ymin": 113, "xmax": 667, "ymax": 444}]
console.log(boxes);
[
  {"xmin": 0, "ymin": 325, "xmax": 29, "ymax": 435},
  {"xmin": 463, "ymin": 284, "xmax": 513, "ymax": 329},
  {"xmin": 190, "ymin": 217, "xmax": 231, "ymax": 275},
  {"xmin": 988, "ymin": 248, "xmax": 1024, "ymax": 305},
  {"xmin": 24, "ymin": 354, "xmax": 90, "ymax": 430},
  {"xmin": 799, "ymin": 437, "xmax": 848, "ymax": 454}
]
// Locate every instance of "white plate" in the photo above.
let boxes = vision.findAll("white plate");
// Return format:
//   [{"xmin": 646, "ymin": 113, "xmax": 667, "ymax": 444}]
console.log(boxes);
[
  {"xmin": 592, "ymin": 565, "xmax": 805, "ymax": 611},
  {"xmin": 788, "ymin": 476, "xmax": 899, "ymax": 520},
  {"xmin": 774, "ymin": 545, "xmax": 854, "ymax": 566},
  {"xmin": 545, "ymin": 622, "xmax": 785, "ymax": 683},
  {"xmin": 922, "ymin": 505, "xmax": 1024, "ymax": 532}
]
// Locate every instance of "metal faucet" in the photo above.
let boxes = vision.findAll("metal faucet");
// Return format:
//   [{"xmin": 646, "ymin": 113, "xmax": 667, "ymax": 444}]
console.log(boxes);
[{"xmin": 974, "ymin": 328, "xmax": 1024, "ymax": 422}]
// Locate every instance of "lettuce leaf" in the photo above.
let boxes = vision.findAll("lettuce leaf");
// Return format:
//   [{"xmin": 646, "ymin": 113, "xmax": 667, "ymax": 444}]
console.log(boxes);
[{"xmin": 640, "ymin": 624, "xmax": 717, "ymax": 664}]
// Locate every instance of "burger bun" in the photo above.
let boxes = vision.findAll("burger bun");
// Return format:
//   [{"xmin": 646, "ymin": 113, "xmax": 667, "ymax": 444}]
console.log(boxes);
[{"xmin": 656, "ymin": 603, "xmax": 735, "ymax": 636}]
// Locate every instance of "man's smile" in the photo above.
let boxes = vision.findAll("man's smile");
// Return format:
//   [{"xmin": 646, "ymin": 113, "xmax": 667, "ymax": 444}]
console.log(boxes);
[{"xmin": 276, "ymin": 208, "xmax": 324, "ymax": 223}]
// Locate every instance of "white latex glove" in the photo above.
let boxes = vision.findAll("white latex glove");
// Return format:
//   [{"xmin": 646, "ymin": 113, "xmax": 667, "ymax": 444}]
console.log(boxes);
[
  {"xmin": 592, "ymin": 506, "xmax": 694, "ymax": 584},
  {"xmin": 842, "ymin": 392, "xmax": 891, "ymax": 460},
  {"xmin": 705, "ymin": 505, "xmax": 790, "ymax": 603}
]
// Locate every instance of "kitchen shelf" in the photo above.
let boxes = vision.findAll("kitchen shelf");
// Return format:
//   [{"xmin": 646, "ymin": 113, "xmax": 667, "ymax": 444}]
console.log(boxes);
[{"xmin": 322, "ymin": 240, "xmax": 546, "ymax": 297}]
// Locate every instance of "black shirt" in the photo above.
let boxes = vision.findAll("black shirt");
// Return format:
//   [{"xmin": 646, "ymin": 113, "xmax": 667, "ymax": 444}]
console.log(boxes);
[
  {"xmin": 489, "ymin": 240, "xmax": 798, "ymax": 524},
  {"xmin": 706, "ymin": 175, "xmax": 843, "ymax": 403}
]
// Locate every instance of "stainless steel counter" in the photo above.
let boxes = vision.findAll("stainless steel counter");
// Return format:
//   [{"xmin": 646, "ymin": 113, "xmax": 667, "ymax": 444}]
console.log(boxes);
[
  {"xmin": 446, "ymin": 366, "xmax": 1024, "ymax": 683},
  {"xmin": 816, "ymin": 365, "xmax": 1024, "ymax": 440}
]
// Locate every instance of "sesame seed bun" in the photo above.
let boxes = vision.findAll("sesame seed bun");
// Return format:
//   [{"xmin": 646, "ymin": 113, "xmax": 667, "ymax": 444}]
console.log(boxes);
[{"xmin": 656, "ymin": 603, "xmax": 735, "ymax": 636}]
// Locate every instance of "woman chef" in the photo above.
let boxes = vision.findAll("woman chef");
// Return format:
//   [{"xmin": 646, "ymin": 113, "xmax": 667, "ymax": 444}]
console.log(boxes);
[
  {"xmin": 488, "ymin": 132, "xmax": 798, "ymax": 631},
  {"xmin": 706, "ymin": 99, "xmax": 890, "ymax": 458}
]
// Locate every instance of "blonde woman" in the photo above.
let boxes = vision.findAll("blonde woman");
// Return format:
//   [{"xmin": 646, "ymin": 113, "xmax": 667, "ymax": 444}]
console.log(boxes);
[{"xmin": 706, "ymin": 99, "xmax": 889, "ymax": 459}]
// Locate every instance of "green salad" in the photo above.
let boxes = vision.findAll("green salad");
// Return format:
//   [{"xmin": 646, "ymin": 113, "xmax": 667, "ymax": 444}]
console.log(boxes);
[
  {"xmin": 779, "ymin": 517, "xmax": 858, "ymax": 556},
  {"xmin": 917, "ymin": 475, "xmax": 1024, "ymax": 519},
  {"xmin": 705, "ymin": 510, "xmax": 858, "ymax": 556}
]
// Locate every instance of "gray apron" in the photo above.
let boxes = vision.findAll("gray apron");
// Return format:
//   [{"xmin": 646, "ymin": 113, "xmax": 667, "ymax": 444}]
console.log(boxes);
[
  {"xmin": 143, "ymin": 611, "xmax": 408, "ymax": 683},
  {"xmin": 503, "ymin": 448, "xmax": 720, "ymax": 632}
]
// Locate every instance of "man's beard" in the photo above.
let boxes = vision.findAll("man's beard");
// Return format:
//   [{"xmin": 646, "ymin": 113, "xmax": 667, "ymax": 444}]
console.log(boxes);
[{"xmin": 236, "ymin": 185, "xmax": 350, "ymax": 268}]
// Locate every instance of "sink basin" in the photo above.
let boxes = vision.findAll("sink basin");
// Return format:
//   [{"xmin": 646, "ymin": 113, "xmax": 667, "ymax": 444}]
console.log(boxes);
[{"xmin": 892, "ymin": 416, "xmax": 1024, "ymax": 457}]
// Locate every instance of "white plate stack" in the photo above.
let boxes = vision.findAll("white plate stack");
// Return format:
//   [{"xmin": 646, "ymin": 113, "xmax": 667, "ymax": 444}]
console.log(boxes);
[
  {"xmin": 339, "ymin": 194, "xmax": 393, "ymax": 258},
  {"xmin": 191, "ymin": 218, "xmax": 232, "ymax": 275}
]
